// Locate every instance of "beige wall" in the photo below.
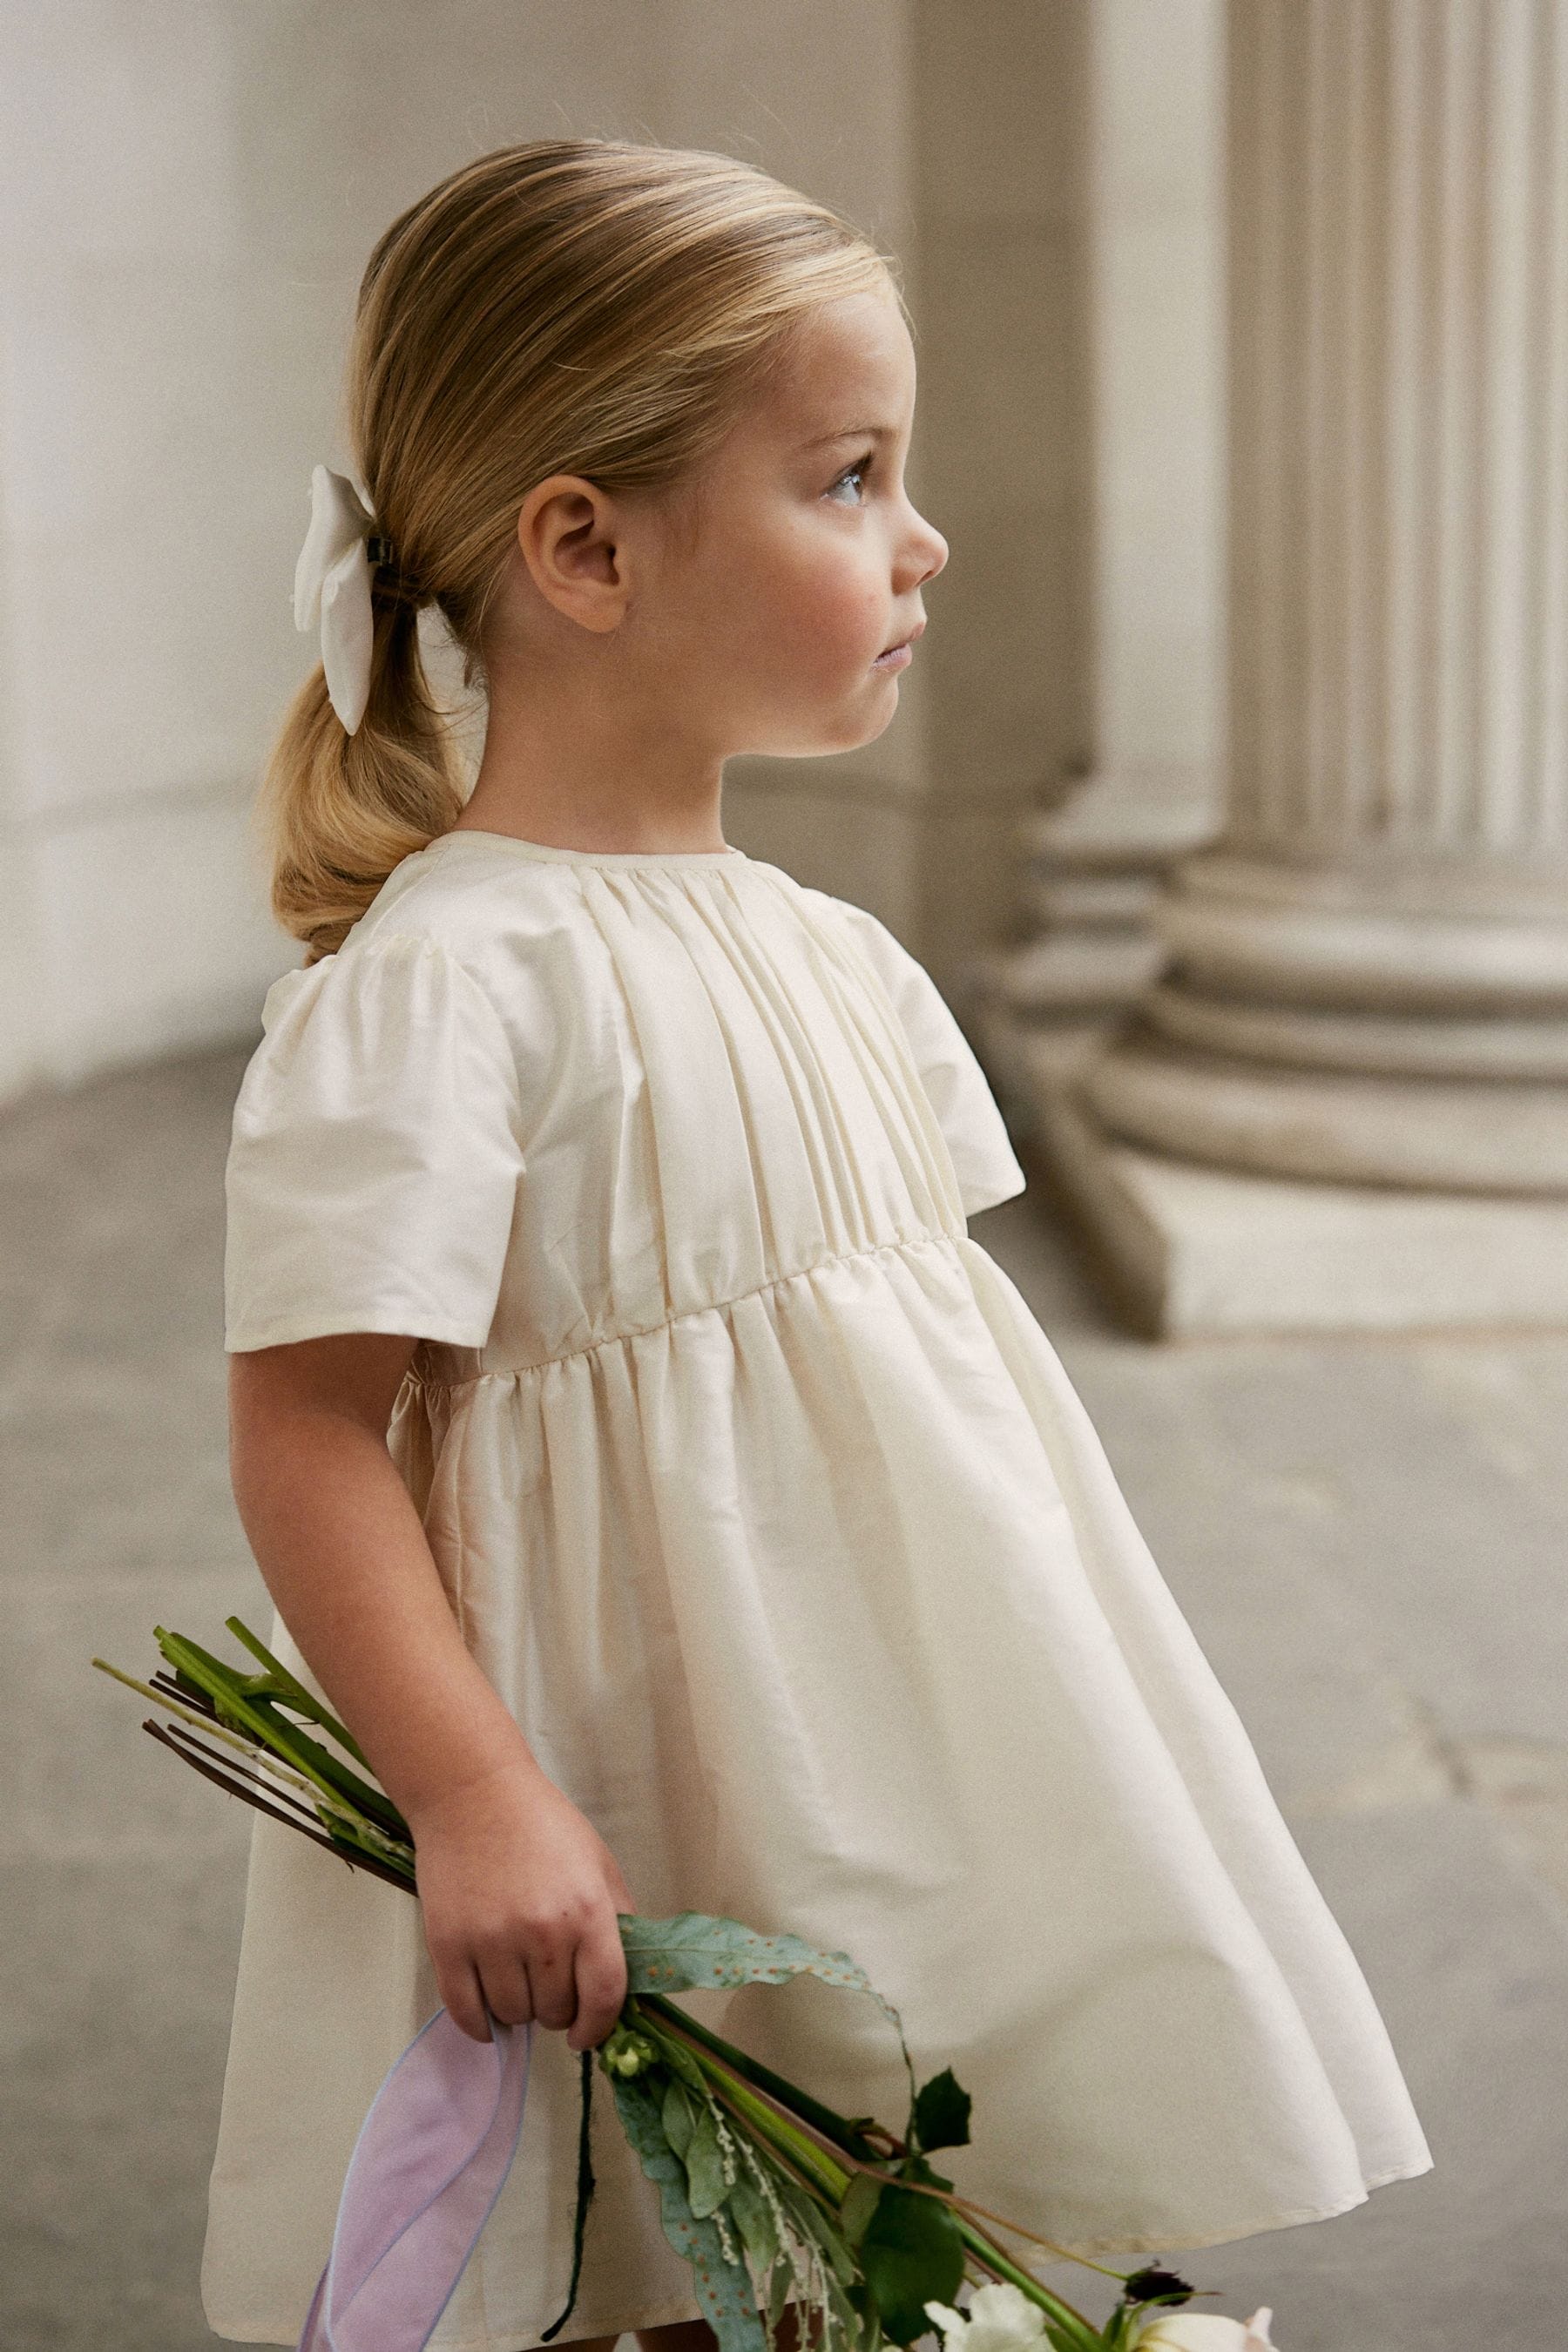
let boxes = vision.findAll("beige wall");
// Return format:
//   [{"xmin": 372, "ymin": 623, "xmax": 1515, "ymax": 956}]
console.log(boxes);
[{"xmin": 0, "ymin": 2, "xmax": 1085, "ymax": 1099}]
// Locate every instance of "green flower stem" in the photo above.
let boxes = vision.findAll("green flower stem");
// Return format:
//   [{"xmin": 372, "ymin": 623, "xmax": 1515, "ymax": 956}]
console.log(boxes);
[
  {"xmin": 703, "ymin": 2070, "xmax": 857, "ymax": 2221},
  {"xmin": 635, "ymin": 1990, "xmax": 882, "ymax": 2160},
  {"xmin": 940, "ymin": 2192, "xmax": 1130, "ymax": 2288},
  {"xmin": 630, "ymin": 2000, "xmax": 853, "ymax": 2207},
  {"xmin": 93, "ymin": 1659, "xmax": 302, "ymax": 1774},
  {"xmin": 705, "ymin": 2063, "xmax": 852, "ymax": 2206},
  {"xmin": 223, "ymin": 1615, "xmax": 373, "ymax": 1771},
  {"xmin": 91, "ymin": 1658, "xmax": 417, "ymax": 1879},
  {"xmin": 154, "ymin": 1628, "xmax": 406, "ymax": 1839},
  {"xmin": 153, "ymin": 1631, "xmax": 367, "ymax": 1815}
]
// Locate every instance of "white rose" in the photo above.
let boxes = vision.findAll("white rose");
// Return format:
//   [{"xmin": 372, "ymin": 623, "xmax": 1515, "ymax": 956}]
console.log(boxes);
[
  {"xmin": 1132, "ymin": 2308, "xmax": 1277, "ymax": 2351},
  {"xmin": 923, "ymin": 2282, "xmax": 1050, "ymax": 2352}
]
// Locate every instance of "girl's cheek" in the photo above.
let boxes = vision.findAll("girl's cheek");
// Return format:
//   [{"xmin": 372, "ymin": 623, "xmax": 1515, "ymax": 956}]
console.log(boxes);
[
  {"xmin": 755, "ymin": 524, "xmax": 880, "ymax": 664},
  {"xmin": 763, "ymin": 575, "xmax": 851, "ymax": 660},
  {"xmin": 801, "ymin": 558, "xmax": 884, "ymax": 654},
  {"xmin": 808, "ymin": 596, "xmax": 880, "ymax": 672}
]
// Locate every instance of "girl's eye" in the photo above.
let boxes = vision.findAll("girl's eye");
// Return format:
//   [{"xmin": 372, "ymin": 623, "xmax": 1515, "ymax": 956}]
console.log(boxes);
[{"xmin": 825, "ymin": 450, "xmax": 875, "ymax": 506}]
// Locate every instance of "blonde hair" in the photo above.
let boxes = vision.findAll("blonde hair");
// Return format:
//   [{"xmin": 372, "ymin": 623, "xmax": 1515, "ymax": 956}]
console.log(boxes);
[{"xmin": 261, "ymin": 138, "xmax": 905, "ymax": 961}]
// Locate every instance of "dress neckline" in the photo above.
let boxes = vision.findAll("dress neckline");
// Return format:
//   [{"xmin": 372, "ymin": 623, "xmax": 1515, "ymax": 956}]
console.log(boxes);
[{"xmin": 430, "ymin": 827, "xmax": 748, "ymax": 871}]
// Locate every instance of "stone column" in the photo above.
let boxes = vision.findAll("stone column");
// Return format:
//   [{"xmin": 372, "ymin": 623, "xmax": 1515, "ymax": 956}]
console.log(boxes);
[
  {"xmin": 1083, "ymin": 0, "xmax": 1568, "ymax": 1203},
  {"xmin": 967, "ymin": 0, "xmax": 1223, "ymax": 1108}
]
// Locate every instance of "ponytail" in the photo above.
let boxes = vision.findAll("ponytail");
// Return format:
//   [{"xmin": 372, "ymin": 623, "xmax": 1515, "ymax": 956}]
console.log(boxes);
[{"xmin": 261, "ymin": 588, "xmax": 468, "ymax": 963}]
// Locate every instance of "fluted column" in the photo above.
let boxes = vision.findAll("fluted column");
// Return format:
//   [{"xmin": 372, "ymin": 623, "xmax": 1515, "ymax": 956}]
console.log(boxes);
[
  {"xmin": 1084, "ymin": 0, "xmax": 1568, "ymax": 1193},
  {"xmin": 968, "ymin": 0, "xmax": 1223, "ymax": 1114}
]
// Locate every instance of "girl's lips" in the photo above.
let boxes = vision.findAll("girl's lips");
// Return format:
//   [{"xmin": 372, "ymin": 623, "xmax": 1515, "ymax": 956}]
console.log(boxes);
[{"xmin": 873, "ymin": 618, "xmax": 924, "ymax": 670}]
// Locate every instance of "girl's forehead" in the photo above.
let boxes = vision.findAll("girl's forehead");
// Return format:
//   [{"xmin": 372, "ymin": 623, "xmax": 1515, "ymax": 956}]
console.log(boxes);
[{"xmin": 756, "ymin": 297, "xmax": 916, "ymax": 443}]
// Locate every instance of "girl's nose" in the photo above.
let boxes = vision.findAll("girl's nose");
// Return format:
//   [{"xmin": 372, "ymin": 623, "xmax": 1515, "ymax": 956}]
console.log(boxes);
[
  {"xmin": 896, "ymin": 494, "xmax": 947, "ymax": 591},
  {"xmin": 910, "ymin": 516, "xmax": 948, "ymax": 586}
]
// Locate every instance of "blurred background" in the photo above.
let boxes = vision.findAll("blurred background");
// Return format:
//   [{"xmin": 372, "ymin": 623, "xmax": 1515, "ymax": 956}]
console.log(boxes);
[{"xmin": 6, "ymin": 3, "xmax": 1568, "ymax": 2347}]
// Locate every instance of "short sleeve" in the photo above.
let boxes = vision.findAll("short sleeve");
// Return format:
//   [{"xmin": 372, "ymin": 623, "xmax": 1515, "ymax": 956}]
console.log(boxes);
[
  {"xmin": 828, "ymin": 897, "xmax": 1028, "ymax": 1219},
  {"xmin": 224, "ymin": 932, "xmax": 527, "ymax": 1352}
]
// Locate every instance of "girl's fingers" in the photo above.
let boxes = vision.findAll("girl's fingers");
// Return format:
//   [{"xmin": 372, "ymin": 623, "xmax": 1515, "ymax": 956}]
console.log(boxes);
[
  {"xmin": 439, "ymin": 1954, "xmax": 495, "ymax": 2044},
  {"xmin": 524, "ymin": 1938, "xmax": 579, "ymax": 2033},
  {"xmin": 567, "ymin": 1921, "xmax": 630, "ymax": 2052},
  {"xmin": 476, "ymin": 1947, "xmax": 537, "ymax": 2031}
]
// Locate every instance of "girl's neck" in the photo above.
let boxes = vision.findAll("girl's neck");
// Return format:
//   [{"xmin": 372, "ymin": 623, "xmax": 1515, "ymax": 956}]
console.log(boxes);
[{"xmin": 461, "ymin": 700, "xmax": 730, "ymax": 859}]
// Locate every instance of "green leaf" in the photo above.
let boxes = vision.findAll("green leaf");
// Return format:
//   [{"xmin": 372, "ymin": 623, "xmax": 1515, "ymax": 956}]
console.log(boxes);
[
  {"xmin": 898, "ymin": 2150, "xmax": 956, "ymax": 2193},
  {"xmin": 659, "ymin": 2031, "xmax": 710, "ymax": 2095},
  {"xmin": 609, "ymin": 2072, "xmax": 765, "ymax": 2352},
  {"xmin": 727, "ymin": 2166, "xmax": 780, "ymax": 2275},
  {"xmin": 845, "ymin": 2267, "xmax": 887, "ymax": 2352},
  {"xmin": 910, "ymin": 2068, "xmax": 971, "ymax": 2154},
  {"xmin": 1098, "ymin": 2308, "xmax": 1135, "ymax": 2352},
  {"xmin": 858, "ymin": 2180, "xmax": 965, "ymax": 2346},
  {"xmin": 839, "ymin": 2170, "xmax": 885, "ymax": 2247},
  {"xmin": 775, "ymin": 2173, "xmax": 858, "ymax": 2290},
  {"xmin": 816, "ymin": 2212, "xmax": 860, "ymax": 2292},
  {"xmin": 619, "ymin": 1910, "xmax": 914, "ymax": 2085},
  {"xmin": 661, "ymin": 2078, "xmax": 698, "ymax": 2158},
  {"xmin": 766, "ymin": 2254, "xmax": 794, "ymax": 2331},
  {"xmin": 822, "ymin": 2263, "xmax": 865, "ymax": 2349},
  {"xmin": 684, "ymin": 2099, "xmax": 729, "ymax": 2220}
]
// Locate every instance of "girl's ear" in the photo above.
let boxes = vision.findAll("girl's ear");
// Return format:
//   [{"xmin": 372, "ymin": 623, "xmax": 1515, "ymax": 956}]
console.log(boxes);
[{"xmin": 514, "ymin": 474, "xmax": 632, "ymax": 635}]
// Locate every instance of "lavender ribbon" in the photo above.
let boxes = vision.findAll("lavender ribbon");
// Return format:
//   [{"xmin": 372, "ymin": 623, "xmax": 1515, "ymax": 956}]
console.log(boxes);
[{"xmin": 297, "ymin": 2007, "xmax": 534, "ymax": 2352}]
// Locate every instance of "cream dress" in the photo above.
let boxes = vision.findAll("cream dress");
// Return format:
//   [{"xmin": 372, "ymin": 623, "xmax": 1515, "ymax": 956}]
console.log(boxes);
[{"xmin": 205, "ymin": 828, "xmax": 1432, "ymax": 2350}]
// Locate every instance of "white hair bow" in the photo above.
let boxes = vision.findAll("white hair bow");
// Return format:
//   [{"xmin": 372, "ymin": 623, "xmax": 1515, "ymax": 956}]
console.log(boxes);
[{"xmin": 292, "ymin": 463, "xmax": 382, "ymax": 735}]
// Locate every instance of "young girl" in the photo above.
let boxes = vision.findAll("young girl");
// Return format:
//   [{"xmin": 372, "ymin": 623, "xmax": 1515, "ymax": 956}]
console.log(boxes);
[{"xmin": 206, "ymin": 139, "xmax": 1432, "ymax": 2352}]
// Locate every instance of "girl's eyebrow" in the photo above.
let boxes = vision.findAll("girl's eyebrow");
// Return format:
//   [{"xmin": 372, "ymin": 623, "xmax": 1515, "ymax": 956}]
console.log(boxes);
[{"xmin": 799, "ymin": 422, "xmax": 896, "ymax": 450}]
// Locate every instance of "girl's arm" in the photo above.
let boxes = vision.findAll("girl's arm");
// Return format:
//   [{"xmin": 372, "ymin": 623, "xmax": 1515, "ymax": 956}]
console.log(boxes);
[{"xmin": 227, "ymin": 1332, "xmax": 633, "ymax": 2048}]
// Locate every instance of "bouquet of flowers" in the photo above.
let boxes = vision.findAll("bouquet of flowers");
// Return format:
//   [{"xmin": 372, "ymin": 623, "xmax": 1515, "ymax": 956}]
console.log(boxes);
[{"xmin": 93, "ymin": 1619, "xmax": 1279, "ymax": 2352}]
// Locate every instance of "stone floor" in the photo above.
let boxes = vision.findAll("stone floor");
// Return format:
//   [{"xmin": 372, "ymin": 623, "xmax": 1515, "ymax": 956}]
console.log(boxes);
[{"xmin": 4, "ymin": 1039, "xmax": 1567, "ymax": 2350}]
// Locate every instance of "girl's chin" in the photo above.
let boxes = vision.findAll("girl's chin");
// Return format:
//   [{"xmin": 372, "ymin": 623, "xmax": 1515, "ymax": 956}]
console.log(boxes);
[{"xmin": 843, "ymin": 695, "xmax": 898, "ymax": 750}]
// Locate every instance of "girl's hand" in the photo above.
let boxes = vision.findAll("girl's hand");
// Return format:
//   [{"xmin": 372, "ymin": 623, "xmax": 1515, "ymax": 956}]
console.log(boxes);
[{"xmin": 406, "ymin": 1758, "xmax": 636, "ymax": 2051}]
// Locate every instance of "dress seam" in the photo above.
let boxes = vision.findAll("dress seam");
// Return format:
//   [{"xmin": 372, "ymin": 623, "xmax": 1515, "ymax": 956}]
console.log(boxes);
[{"xmin": 406, "ymin": 1227, "xmax": 966, "ymax": 1389}]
